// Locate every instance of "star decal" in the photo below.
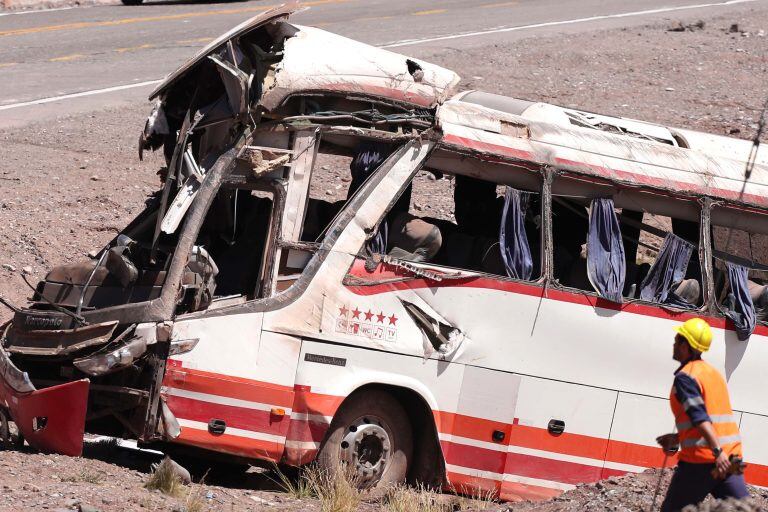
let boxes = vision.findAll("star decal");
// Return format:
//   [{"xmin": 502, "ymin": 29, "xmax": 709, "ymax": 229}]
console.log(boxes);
[
  {"xmin": 364, "ymin": 310, "xmax": 374, "ymax": 321},
  {"xmin": 352, "ymin": 307, "xmax": 361, "ymax": 319},
  {"xmin": 376, "ymin": 312, "xmax": 386, "ymax": 323},
  {"xmin": 388, "ymin": 314, "xmax": 398, "ymax": 326},
  {"xmin": 339, "ymin": 305, "xmax": 348, "ymax": 316}
]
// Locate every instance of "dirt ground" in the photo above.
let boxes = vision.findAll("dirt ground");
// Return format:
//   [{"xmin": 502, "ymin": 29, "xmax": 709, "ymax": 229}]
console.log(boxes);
[
  {"xmin": 1, "ymin": 444, "xmax": 768, "ymax": 511},
  {"xmin": 1, "ymin": 5, "xmax": 768, "ymax": 511}
]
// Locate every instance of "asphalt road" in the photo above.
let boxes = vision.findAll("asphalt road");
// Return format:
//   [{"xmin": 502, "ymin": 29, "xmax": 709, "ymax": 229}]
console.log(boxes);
[{"xmin": 0, "ymin": 0, "xmax": 765, "ymax": 125}]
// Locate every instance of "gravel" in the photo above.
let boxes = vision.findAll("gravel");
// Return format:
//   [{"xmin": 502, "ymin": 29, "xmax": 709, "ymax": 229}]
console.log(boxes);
[{"xmin": 1, "ymin": 6, "xmax": 768, "ymax": 510}]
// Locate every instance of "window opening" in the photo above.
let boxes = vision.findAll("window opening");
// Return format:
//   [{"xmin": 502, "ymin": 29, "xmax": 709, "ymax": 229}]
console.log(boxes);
[
  {"xmin": 549, "ymin": 179, "xmax": 702, "ymax": 307},
  {"xmin": 368, "ymin": 167, "xmax": 542, "ymax": 281},
  {"xmin": 711, "ymin": 206, "xmax": 768, "ymax": 335},
  {"xmin": 620, "ymin": 210, "xmax": 702, "ymax": 307},
  {"xmin": 188, "ymin": 187, "xmax": 275, "ymax": 309}
]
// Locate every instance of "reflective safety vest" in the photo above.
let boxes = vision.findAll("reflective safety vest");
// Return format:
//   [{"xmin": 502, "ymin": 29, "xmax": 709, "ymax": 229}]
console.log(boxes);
[{"xmin": 669, "ymin": 359, "xmax": 743, "ymax": 463}]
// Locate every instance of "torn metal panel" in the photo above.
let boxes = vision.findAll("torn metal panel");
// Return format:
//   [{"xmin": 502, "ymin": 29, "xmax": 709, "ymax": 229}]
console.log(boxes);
[
  {"xmin": 437, "ymin": 97, "xmax": 768, "ymax": 211},
  {"xmin": 281, "ymin": 129, "xmax": 319, "ymax": 241},
  {"xmin": 261, "ymin": 25, "xmax": 460, "ymax": 110},
  {"xmin": 0, "ymin": 346, "xmax": 88, "ymax": 456},
  {"xmin": 4, "ymin": 320, "xmax": 118, "ymax": 356},
  {"xmin": 149, "ymin": 1, "xmax": 302, "ymax": 100}
]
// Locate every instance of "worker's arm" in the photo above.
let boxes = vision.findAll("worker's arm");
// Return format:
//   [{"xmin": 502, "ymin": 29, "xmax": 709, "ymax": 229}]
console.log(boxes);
[{"xmin": 696, "ymin": 420, "xmax": 731, "ymax": 478}]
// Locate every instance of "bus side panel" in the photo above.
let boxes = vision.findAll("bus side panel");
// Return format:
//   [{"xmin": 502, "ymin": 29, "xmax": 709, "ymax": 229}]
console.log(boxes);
[
  {"xmin": 441, "ymin": 366, "xmax": 520, "ymax": 497},
  {"xmin": 602, "ymin": 393, "xmax": 676, "ymax": 479},
  {"xmin": 740, "ymin": 413, "xmax": 768, "ymax": 487},
  {"xmin": 285, "ymin": 339, "xmax": 464, "ymax": 466},
  {"xmin": 502, "ymin": 376, "xmax": 617, "ymax": 500}
]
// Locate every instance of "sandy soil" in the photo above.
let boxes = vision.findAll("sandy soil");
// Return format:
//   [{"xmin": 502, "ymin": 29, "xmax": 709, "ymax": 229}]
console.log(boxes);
[{"xmin": 1, "ymin": 6, "xmax": 768, "ymax": 511}]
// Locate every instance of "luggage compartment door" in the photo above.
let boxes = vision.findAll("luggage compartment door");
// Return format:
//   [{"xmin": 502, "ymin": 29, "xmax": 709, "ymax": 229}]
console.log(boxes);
[{"xmin": 504, "ymin": 376, "xmax": 617, "ymax": 500}]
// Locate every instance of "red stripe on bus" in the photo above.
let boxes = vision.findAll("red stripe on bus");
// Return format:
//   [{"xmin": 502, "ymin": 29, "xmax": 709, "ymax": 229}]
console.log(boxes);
[
  {"xmin": 163, "ymin": 366, "xmax": 294, "ymax": 407},
  {"xmin": 445, "ymin": 471, "xmax": 501, "ymax": 496},
  {"xmin": 345, "ymin": 265, "xmax": 768, "ymax": 337},
  {"xmin": 441, "ymin": 441, "xmax": 506, "ymax": 474},
  {"xmin": 504, "ymin": 451, "xmax": 603, "ymax": 484},
  {"xmin": 501, "ymin": 480, "xmax": 563, "ymax": 501},
  {"xmin": 286, "ymin": 419, "xmax": 330, "ymax": 443},
  {"xmin": 605, "ymin": 438, "xmax": 675, "ymax": 468},
  {"xmin": 165, "ymin": 394, "xmax": 290, "ymax": 437},
  {"xmin": 175, "ymin": 426, "xmax": 283, "ymax": 462},
  {"xmin": 291, "ymin": 388, "xmax": 344, "ymax": 417}
]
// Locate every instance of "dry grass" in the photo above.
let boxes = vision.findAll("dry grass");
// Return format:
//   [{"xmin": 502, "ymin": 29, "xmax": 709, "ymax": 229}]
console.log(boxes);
[
  {"xmin": 305, "ymin": 464, "xmax": 363, "ymax": 512},
  {"xmin": 181, "ymin": 485, "xmax": 207, "ymax": 512},
  {"xmin": 384, "ymin": 483, "xmax": 499, "ymax": 512},
  {"xmin": 268, "ymin": 464, "xmax": 316, "ymax": 500},
  {"xmin": 145, "ymin": 457, "xmax": 186, "ymax": 497},
  {"xmin": 384, "ymin": 484, "xmax": 452, "ymax": 512}
]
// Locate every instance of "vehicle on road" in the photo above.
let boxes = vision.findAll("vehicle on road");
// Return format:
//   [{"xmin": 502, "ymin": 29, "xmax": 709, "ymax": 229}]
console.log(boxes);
[{"xmin": 2, "ymin": 1, "xmax": 767, "ymax": 501}]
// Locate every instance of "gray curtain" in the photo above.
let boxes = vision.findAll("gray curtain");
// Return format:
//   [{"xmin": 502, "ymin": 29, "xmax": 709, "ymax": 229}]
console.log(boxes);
[
  {"xmin": 500, "ymin": 187, "xmax": 533, "ymax": 280},
  {"xmin": 587, "ymin": 198, "xmax": 625, "ymax": 303},
  {"xmin": 639, "ymin": 233, "xmax": 695, "ymax": 308},
  {"xmin": 723, "ymin": 262, "xmax": 756, "ymax": 341}
]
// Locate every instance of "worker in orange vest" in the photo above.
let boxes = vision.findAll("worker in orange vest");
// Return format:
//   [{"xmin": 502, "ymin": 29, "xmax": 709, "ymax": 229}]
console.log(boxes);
[{"xmin": 656, "ymin": 318, "xmax": 749, "ymax": 511}]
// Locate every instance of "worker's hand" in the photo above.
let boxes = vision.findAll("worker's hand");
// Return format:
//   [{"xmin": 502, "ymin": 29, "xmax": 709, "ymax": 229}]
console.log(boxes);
[
  {"xmin": 655, "ymin": 433, "xmax": 680, "ymax": 454},
  {"xmin": 713, "ymin": 451, "xmax": 730, "ymax": 479}
]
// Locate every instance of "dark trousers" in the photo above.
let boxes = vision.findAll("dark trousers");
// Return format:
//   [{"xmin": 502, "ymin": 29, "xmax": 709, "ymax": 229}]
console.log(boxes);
[{"xmin": 661, "ymin": 461, "xmax": 749, "ymax": 512}]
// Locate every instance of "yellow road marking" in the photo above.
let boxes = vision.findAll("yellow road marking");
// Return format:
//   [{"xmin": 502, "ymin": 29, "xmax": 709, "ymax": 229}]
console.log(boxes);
[
  {"xmin": 412, "ymin": 9, "xmax": 446, "ymax": 15},
  {"xmin": 176, "ymin": 37, "xmax": 213, "ymax": 44},
  {"xmin": 0, "ymin": 62, "xmax": 17, "ymax": 68},
  {"xmin": 49, "ymin": 53, "xmax": 84, "ymax": 62},
  {"xmin": 355, "ymin": 15, "xmax": 394, "ymax": 22},
  {"xmin": 0, "ymin": 0, "xmax": 349, "ymax": 38},
  {"xmin": 480, "ymin": 1, "xmax": 519, "ymax": 7},
  {"xmin": 115, "ymin": 43, "xmax": 154, "ymax": 53}
]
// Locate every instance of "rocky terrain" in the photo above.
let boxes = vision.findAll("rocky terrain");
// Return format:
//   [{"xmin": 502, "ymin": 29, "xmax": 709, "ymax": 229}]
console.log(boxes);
[{"xmin": 1, "ymin": 4, "xmax": 768, "ymax": 511}]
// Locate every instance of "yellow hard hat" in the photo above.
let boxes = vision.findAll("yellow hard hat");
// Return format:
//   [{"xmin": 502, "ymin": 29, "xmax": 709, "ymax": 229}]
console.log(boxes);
[{"xmin": 674, "ymin": 317, "xmax": 713, "ymax": 353}]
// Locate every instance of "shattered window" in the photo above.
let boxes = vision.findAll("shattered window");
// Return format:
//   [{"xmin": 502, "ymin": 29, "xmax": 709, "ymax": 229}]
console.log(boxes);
[{"xmin": 711, "ymin": 205, "xmax": 768, "ymax": 329}]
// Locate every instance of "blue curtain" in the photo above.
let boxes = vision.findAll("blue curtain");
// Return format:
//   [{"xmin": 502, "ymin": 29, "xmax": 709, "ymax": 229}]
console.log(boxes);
[
  {"xmin": 723, "ymin": 262, "xmax": 756, "ymax": 341},
  {"xmin": 587, "ymin": 198, "xmax": 625, "ymax": 302},
  {"xmin": 639, "ymin": 233, "xmax": 695, "ymax": 307},
  {"xmin": 500, "ymin": 187, "xmax": 533, "ymax": 280},
  {"xmin": 349, "ymin": 142, "xmax": 393, "ymax": 254}
]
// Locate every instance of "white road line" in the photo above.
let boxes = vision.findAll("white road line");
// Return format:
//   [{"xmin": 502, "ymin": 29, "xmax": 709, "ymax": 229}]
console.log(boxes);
[
  {"xmin": 0, "ymin": 0, "xmax": 762, "ymax": 111},
  {"xmin": 0, "ymin": 6, "xmax": 76, "ymax": 16},
  {"xmin": 0, "ymin": 79, "xmax": 161, "ymax": 111},
  {"xmin": 380, "ymin": 0, "xmax": 763, "ymax": 48}
]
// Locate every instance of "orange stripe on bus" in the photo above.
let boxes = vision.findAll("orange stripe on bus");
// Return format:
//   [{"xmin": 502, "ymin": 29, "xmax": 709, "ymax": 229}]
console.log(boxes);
[
  {"xmin": 176, "ymin": 427, "xmax": 283, "ymax": 462},
  {"xmin": 436, "ymin": 410, "xmax": 511, "ymax": 444}
]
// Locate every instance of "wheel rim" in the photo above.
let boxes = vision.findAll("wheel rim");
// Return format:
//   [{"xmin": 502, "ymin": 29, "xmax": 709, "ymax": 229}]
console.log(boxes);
[{"xmin": 339, "ymin": 416, "xmax": 391, "ymax": 484}]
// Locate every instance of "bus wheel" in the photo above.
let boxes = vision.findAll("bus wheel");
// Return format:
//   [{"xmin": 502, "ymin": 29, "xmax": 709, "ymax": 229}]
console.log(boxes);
[{"xmin": 317, "ymin": 389, "xmax": 413, "ymax": 489}]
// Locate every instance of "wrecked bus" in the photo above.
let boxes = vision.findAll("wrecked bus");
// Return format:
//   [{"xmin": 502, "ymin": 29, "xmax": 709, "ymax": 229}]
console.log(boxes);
[{"xmin": 2, "ymin": 2, "xmax": 768, "ymax": 500}]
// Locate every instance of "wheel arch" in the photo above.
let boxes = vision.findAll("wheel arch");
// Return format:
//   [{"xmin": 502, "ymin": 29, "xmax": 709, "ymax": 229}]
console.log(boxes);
[{"xmin": 328, "ymin": 380, "xmax": 446, "ymax": 488}]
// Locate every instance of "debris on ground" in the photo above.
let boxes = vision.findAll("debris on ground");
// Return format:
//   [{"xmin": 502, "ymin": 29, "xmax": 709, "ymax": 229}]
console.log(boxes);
[{"xmin": 668, "ymin": 20, "xmax": 705, "ymax": 31}]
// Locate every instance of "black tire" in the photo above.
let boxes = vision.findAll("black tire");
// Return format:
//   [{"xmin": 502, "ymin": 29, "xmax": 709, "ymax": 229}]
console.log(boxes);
[
  {"xmin": 317, "ymin": 389, "xmax": 413, "ymax": 489},
  {"xmin": 121, "ymin": 0, "xmax": 144, "ymax": 5}
]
